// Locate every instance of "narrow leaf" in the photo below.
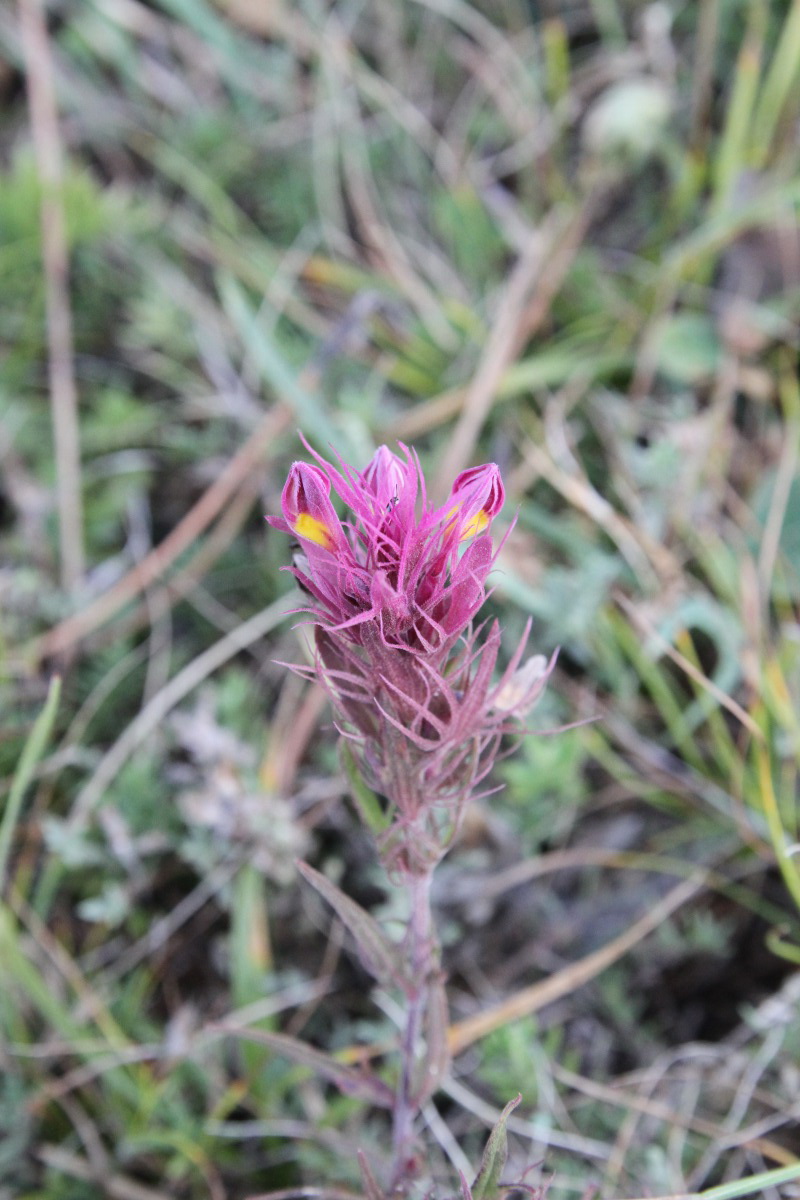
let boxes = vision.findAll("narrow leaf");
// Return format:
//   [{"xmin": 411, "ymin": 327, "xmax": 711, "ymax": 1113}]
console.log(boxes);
[
  {"xmin": 0, "ymin": 676, "xmax": 61, "ymax": 893},
  {"xmin": 765, "ymin": 927, "xmax": 800, "ymax": 965},
  {"xmin": 297, "ymin": 861, "xmax": 402, "ymax": 987},
  {"xmin": 231, "ymin": 864, "xmax": 272, "ymax": 1008},
  {"xmin": 219, "ymin": 273, "xmax": 341, "ymax": 450},
  {"xmin": 217, "ymin": 1026, "xmax": 394, "ymax": 1108},
  {"xmin": 340, "ymin": 742, "xmax": 391, "ymax": 835},
  {"xmin": 701, "ymin": 1162, "xmax": 800, "ymax": 1200},
  {"xmin": 471, "ymin": 1094, "xmax": 522, "ymax": 1200},
  {"xmin": 357, "ymin": 1151, "xmax": 388, "ymax": 1200}
]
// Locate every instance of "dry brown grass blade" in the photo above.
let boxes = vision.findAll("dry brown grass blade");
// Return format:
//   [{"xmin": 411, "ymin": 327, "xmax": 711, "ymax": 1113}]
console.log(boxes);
[
  {"xmin": 556, "ymin": 1063, "xmax": 799, "ymax": 1177},
  {"xmin": 433, "ymin": 228, "xmax": 547, "ymax": 494},
  {"xmin": 31, "ymin": 405, "xmax": 290, "ymax": 665},
  {"xmin": 458, "ymin": 845, "xmax": 709, "ymax": 903},
  {"xmin": 339, "ymin": 874, "xmax": 706, "ymax": 1068},
  {"xmin": 435, "ymin": 201, "xmax": 594, "ymax": 494},
  {"xmin": 67, "ymin": 592, "xmax": 290, "ymax": 831},
  {"xmin": 615, "ymin": 593, "xmax": 764, "ymax": 740},
  {"xmin": 447, "ymin": 874, "xmax": 705, "ymax": 1056},
  {"xmin": 330, "ymin": 26, "xmax": 457, "ymax": 353},
  {"xmin": 260, "ymin": 679, "xmax": 328, "ymax": 796},
  {"xmin": 91, "ymin": 468, "xmax": 264, "ymax": 654},
  {"xmin": 18, "ymin": 0, "xmax": 84, "ymax": 589},
  {"xmin": 45, "ymin": 473, "xmax": 265, "ymax": 665},
  {"xmin": 519, "ymin": 433, "xmax": 678, "ymax": 587},
  {"xmin": 215, "ymin": 0, "xmax": 284, "ymax": 37},
  {"xmin": 158, "ymin": 472, "xmax": 264, "ymax": 612},
  {"xmin": 215, "ymin": 0, "xmax": 319, "ymax": 60},
  {"xmin": 386, "ymin": 385, "xmax": 467, "ymax": 442}
]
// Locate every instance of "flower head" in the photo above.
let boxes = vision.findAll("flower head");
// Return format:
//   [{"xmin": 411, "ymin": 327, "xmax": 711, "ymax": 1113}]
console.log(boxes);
[
  {"xmin": 269, "ymin": 442, "xmax": 503, "ymax": 651},
  {"xmin": 269, "ymin": 442, "xmax": 550, "ymax": 874}
]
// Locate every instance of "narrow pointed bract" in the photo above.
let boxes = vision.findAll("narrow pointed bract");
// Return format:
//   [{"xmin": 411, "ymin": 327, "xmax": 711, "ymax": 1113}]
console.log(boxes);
[{"xmin": 268, "ymin": 442, "xmax": 550, "ymax": 875}]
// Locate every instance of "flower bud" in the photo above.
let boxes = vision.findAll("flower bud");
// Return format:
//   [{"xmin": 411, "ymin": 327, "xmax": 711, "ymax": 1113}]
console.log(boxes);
[
  {"xmin": 361, "ymin": 445, "xmax": 408, "ymax": 512},
  {"xmin": 446, "ymin": 463, "xmax": 505, "ymax": 540},
  {"xmin": 491, "ymin": 654, "xmax": 551, "ymax": 714},
  {"xmin": 282, "ymin": 462, "xmax": 345, "ymax": 553}
]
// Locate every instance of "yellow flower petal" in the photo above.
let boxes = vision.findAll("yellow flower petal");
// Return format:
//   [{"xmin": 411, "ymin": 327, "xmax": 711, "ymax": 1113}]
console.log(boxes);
[
  {"xmin": 459, "ymin": 509, "xmax": 489, "ymax": 541},
  {"xmin": 294, "ymin": 512, "xmax": 336, "ymax": 550},
  {"xmin": 445, "ymin": 505, "xmax": 490, "ymax": 541}
]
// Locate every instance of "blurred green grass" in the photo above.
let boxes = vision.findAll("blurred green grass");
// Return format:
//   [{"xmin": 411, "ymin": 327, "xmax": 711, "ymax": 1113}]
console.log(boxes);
[{"xmin": 1, "ymin": 1, "xmax": 800, "ymax": 1197}]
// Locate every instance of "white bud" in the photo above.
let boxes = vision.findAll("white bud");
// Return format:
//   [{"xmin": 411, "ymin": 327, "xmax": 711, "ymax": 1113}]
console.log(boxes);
[{"xmin": 491, "ymin": 654, "xmax": 550, "ymax": 714}]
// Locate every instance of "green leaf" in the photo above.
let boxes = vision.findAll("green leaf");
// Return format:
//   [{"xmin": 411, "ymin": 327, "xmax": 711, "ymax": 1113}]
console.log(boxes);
[
  {"xmin": 471, "ymin": 1094, "xmax": 521, "ymax": 1200},
  {"xmin": 654, "ymin": 313, "xmax": 722, "ymax": 384},
  {"xmin": 750, "ymin": 0, "xmax": 800, "ymax": 169},
  {"xmin": 701, "ymin": 1163, "xmax": 800, "ymax": 1200},
  {"xmin": 765, "ymin": 927, "xmax": 800, "ymax": 965},
  {"xmin": 77, "ymin": 882, "xmax": 131, "ymax": 927},
  {"xmin": 231, "ymin": 864, "xmax": 272, "ymax": 1009},
  {"xmin": 752, "ymin": 472, "xmax": 800, "ymax": 601},
  {"xmin": 218, "ymin": 273, "xmax": 342, "ymax": 450},
  {"xmin": 340, "ymin": 741, "xmax": 390, "ymax": 835},
  {"xmin": 0, "ymin": 676, "xmax": 61, "ymax": 893}
]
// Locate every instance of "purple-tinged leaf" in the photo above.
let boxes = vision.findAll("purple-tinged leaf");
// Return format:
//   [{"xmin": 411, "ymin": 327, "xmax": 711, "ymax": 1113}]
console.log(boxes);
[
  {"xmin": 357, "ymin": 1151, "xmax": 388, "ymax": 1200},
  {"xmin": 297, "ymin": 861, "xmax": 403, "ymax": 987},
  {"xmin": 217, "ymin": 1025, "xmax": 394, "ymax": 1108}
]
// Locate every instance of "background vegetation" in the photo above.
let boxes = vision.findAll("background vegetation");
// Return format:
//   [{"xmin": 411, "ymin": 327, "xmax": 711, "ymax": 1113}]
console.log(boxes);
[{"xmin": 2, "ymin": 0, "xmax": 800, "ymax": 1196}]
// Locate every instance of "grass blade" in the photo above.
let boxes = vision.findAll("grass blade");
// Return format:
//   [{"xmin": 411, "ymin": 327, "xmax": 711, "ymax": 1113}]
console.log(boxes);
[
  {"xmin": 701, "ymin": 1163, "xmax": 800, "ymax": 1200},
  {"xmin": 0, "ymin": 675, "xmax": 61, "ymax": 893}
]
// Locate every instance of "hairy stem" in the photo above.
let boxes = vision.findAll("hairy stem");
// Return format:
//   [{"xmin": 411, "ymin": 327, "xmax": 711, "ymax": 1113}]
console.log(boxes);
[{"xmin": 391, "ymin": 868, "xmax": 436, "ymax": 1190}]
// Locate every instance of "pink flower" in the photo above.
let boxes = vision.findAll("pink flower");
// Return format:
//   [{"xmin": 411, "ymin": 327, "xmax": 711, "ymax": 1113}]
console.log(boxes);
[
  {"xmin": 269, "ymin": 443, "xmax": 503, "ymax": 646},
  {"xmin": 280, "ymin": 462, "xmax": 347, "ymax": 554},
  {"xmin": 446, "ymin": 463, "xmax": 505, "ymax": 541},
  {"xmin": 268, "ymin": 442, "xmax": 550, "ymax": 874},
  {"xmin": 360, "ymin": 444, "xmax": 409, "ymax": 512}
]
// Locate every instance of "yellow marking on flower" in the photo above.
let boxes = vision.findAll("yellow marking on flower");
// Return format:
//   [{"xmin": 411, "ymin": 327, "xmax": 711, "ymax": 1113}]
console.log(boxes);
[
  {"xmin": 459, "ymin": 509, "xmax": 489, "ymax": 541},
  {"xmin": 445, "ymin": 505, "xmax": 490, "ymax": 540},
  {"xmin": 294, "ymin": 512, "xmax": 336, "ymax": 550}
]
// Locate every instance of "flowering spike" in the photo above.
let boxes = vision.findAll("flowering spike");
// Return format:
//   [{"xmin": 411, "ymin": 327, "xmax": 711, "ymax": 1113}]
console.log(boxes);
[{"xmin": 268, "ymin": 441, "xmax": 547, "ymax": 875}]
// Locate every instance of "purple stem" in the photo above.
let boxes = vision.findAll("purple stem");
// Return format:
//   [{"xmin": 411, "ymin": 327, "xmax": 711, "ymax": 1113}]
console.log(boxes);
[{"xmin": 390, "ymin": 867, "xmax": 436, "ymax": 1190}]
